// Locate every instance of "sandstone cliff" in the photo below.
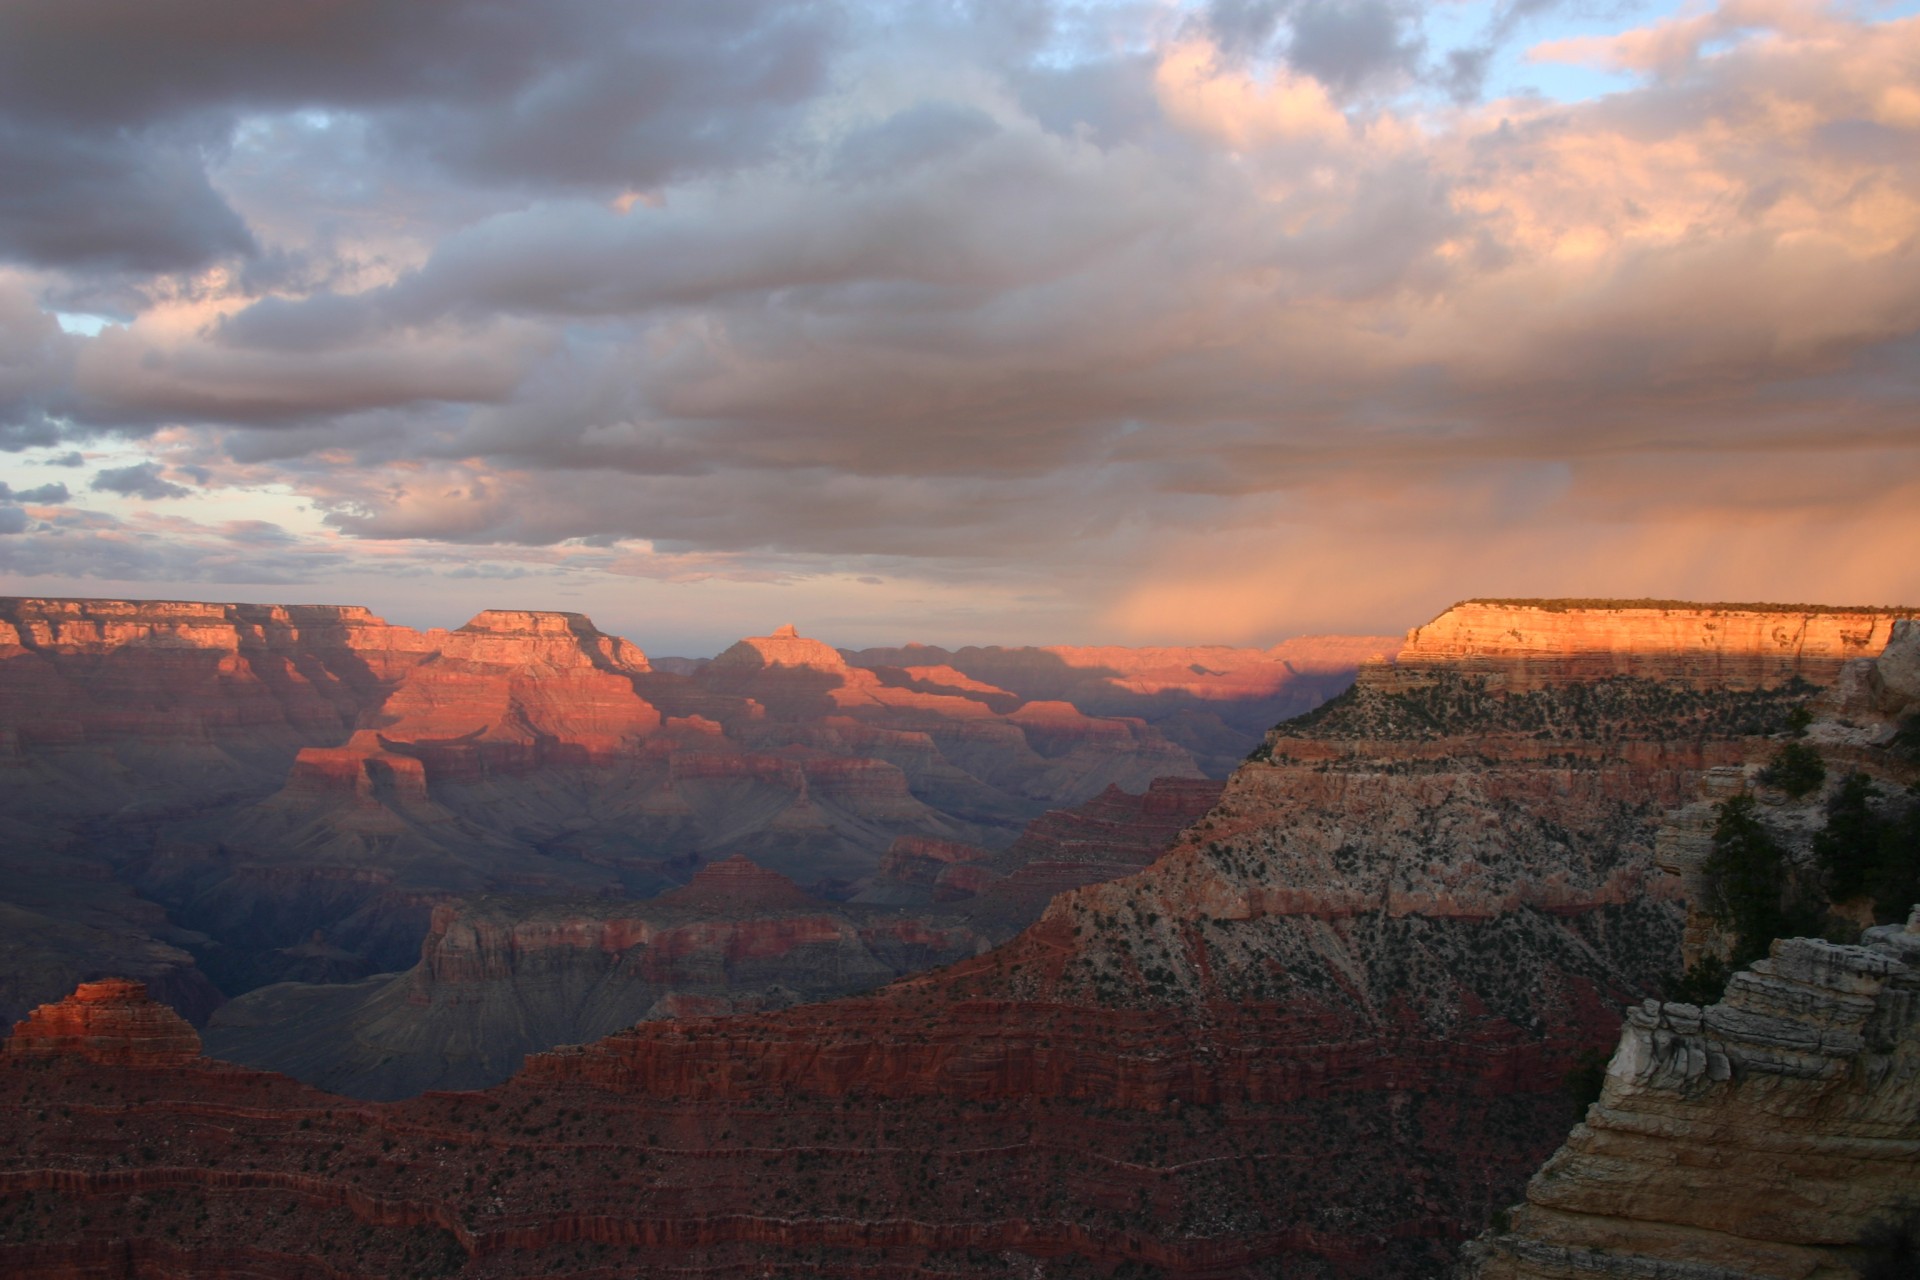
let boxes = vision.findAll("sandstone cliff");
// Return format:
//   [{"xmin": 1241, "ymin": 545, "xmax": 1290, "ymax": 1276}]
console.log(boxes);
[
  {"xmin": 1460, "ymin": 914, "xmax": 1920, "ymax": 1280},
  {"xmin": 1387, "ymin": 600, "xmax": 1901, "ymax": 692},
  {"xmin": 1460, "ymin": 614, "xmax": 1920, "ymax": 1280}
]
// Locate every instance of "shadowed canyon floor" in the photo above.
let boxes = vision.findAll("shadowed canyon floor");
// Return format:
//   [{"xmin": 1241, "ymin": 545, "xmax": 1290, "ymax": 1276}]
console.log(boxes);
[
  {"xmin": 3, "ymin": 600, "xmax": 1911, "ymax": 1277},
  {"xmin": 205, "ymin": 778, "xmax": 1226, "ymax": 1099}
]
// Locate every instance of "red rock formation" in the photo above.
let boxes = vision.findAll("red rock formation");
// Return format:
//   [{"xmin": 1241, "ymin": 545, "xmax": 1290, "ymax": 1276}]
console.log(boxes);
[
  {"xmin": 200, "ymin": 855, "xmax": 985, "ymax": 1100},
  {"xmin": 865, "ymin": 835, "xmax": 996, "ymax": 903},
  {"xmin": 0, "ymin": 597, "xmax": 436, "ymax": 751},
  {"xmin": 6, "ymin": 980, "xmax": 201, "ymax": 1066},
  {"xmin": 6, "ymin": 600, "xmax": 1873, "ymax": 1277},
  {"xmin": 7, "ymin": 602, "xmax": 1896, "ymax": 1280}
]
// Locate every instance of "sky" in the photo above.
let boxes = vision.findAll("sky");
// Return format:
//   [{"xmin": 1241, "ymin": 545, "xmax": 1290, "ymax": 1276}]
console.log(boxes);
[{"xmin": 1, "ymin": 0, "xmax": 1917, "ymax": 655}]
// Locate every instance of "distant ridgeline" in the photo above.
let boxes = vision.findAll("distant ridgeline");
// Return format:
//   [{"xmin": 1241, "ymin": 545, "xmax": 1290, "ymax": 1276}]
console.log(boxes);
[{"xmin": 0, "ymin": 595, "xmax": 1383, "ymax": 1036}]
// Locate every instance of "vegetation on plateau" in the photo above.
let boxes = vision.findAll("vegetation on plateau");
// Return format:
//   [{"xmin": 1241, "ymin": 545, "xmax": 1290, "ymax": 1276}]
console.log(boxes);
[{"xmin": 1672, "ymin": 744, "xmax": 1919, "ymax": 1000}]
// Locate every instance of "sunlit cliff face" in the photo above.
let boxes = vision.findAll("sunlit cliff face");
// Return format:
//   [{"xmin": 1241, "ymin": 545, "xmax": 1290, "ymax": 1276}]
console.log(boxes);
[{"xmin": 0, "ymin": 0, "xmax": 1916, "ymax": 649}]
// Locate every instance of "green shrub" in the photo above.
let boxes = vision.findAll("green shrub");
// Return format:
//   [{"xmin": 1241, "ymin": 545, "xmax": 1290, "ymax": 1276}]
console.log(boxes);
[
  {"xmin": 1760, "ymin": 742, "xmax": 1826, "ymax": 798},
  {"xmin": 1563, "ymin": 1049, "xmax": 1610, "ymax": 1115},
  {"xmin": 1812, "ymin": 773, "xmax": 1920, "ymax": 923},
  {"xmin": 1663, "ymin": 955, "xmax": 1731, "ymax": 1006},
  {"xmin": 1704, "ymin": 795, "xmax": 1826, "ymax": 967},
  {"xmin": 1815, "ymin": 772, "xmax": 1883, "ymax": 902}
]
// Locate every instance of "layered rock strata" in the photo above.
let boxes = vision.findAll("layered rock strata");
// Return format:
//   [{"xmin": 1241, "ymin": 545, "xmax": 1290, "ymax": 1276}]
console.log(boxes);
[
  {"xmin": 1461, "ymin": 913, "xmax": 1920, "ymax": 1279},
  {"xmin": 1387, "ymin": 600, "xmax": 1902, "ymax": 692},
  {"xmin": 5, "ymin": 980, "xmax": 201, "ymax": 1066},
  {"xmin": 1655, "ymin": 618, "xmax": 1920, "ymax": 967}
]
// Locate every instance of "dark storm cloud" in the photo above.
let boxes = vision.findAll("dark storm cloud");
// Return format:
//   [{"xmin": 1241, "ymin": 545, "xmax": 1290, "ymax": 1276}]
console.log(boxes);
[
  {"xmin": 0, "ymin": 120, "xmax": 256, "ymax": 272},
  {"xmin": 0, "ymin": 279, "xmax": 77, "ymax": 448},
  {"xmin": 1287, "ymin": 0, "xmax": 1425, "ymax": 91},
  {"xmin": 0, "ymin": 480, "xmax": 69, "ymax": 503},
  {"xmin": 0, "ymin": 508, "xmax": 348, "ymax": 581},
  {"xmin": 1203, "ymin": 0, "xmax": 1424, "ymax": 91},
  {"xmin": 90, "ymin": 462, "xmax": 191, "ymax": 500},
  {"xmin": 0, "ymin": 0, "xmax": 842, "ymax": 272},
  {"xmin": 1204, "ymin": 0, "xmax": 1290, "ymax": 54}
]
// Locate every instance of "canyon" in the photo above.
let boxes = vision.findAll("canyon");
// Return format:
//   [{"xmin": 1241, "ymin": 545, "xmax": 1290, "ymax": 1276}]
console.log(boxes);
[
  {"xmin": 4, "ymin": 598, "xmax": 1910, "ymax": 1277},
  {"xmin": 204, "ymin": 777, "xmax": 1224, "ymax": 1099},
  {"xmin": 0, "ymin": 596, "xmax": 1377, "ymax": 1031}
]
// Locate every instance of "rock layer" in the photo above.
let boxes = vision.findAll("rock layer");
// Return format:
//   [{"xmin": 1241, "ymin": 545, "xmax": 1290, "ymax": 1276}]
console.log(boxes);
[
  {"xmin": 1388, "ymin": 600, "xmax": 1902, "ymax": 692},
  {"xmin": 6, "ymin": 980, "xmax": 202, "ymax": 1066},
  {"xmin": 1461, "ymin": 914, "xmax": 1920, "ymax": 1280}
]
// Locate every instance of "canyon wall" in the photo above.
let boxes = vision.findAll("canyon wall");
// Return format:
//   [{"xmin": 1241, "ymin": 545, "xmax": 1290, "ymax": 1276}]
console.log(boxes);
[
  {"xmin": 1461, "ymin": 612, "xmax": 1920, "ymax": 1279},
  {"xmin": 844, "ymin": 632, "xmax": 1398, "ymax": 774}
]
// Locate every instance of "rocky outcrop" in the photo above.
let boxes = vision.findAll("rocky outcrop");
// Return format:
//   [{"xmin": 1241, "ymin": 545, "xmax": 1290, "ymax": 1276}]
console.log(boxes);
[
  {"xmin": 1461, "ymin": 913, "xmax": 1920, "ymax": 1279},
  {"xmin": 6, "ymin": 980, "xmax": 202, "ymax": 1066},
  {"xmin": 494, "ymin": 600, "xmax": 1873, "ymax": 1272}
]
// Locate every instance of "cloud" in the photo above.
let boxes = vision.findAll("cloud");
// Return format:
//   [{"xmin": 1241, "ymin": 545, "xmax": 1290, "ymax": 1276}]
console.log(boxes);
[
  {"xmin": 1, "ymin": 2, "xmax": 1917, "ymax": 642},
  {"xmin": 0, "ymin": 480, "xmax": 70, "ymax": 503},
  {"xmin": 90, "ymin": 462, "xmax": 191, "ymax": 500},
  {"xmin": 0, "ymin": 507, "xmax": 341, "ymax": 580},
  {"xmin": 0, "ymin": 119, "xmax": 256, "ymax": 273},
  {"xmin": 1287, "ymin": 0, "xmax": 1425, "ymax": 92},
  {"xmin": 0, "ymin": 0, "xmax": 842, "ymax": 275}
]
